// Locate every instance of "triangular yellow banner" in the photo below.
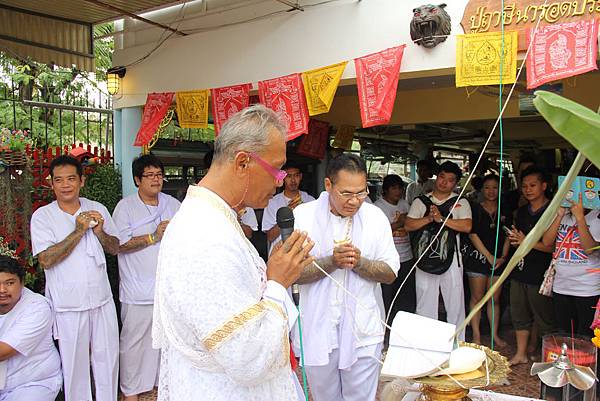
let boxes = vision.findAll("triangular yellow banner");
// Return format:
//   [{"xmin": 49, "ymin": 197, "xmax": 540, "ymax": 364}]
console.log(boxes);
[
  {"xmin": 455, "ymin": 31, "xmax": 518, "ymax": 88},
  {"xmin": 302, "ymin": 61, "xmax": 347, "ymax": 116},
  {"xmin": 175, "ymin": 89, "xmax": 209, "ymax": 128}
]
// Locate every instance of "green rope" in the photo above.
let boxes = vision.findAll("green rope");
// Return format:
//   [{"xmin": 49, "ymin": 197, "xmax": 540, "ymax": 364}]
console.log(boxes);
[
  {"xmin": 489, "ymin": 0, "xmax": 506, "ymax": 351},
  {"xmin": 296, "ymin": 305, "xmax": 310, "ymax": 401}
]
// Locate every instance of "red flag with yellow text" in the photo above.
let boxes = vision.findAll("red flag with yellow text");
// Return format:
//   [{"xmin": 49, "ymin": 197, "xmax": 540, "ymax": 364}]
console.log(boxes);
[{"xmin": 133, "ymin": 92, "xmax": 174, "ymax": 146}]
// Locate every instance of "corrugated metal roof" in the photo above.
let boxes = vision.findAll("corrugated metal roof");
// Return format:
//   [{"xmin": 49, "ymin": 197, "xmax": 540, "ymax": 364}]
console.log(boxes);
[
  {"xmin": 0, "ymin": 0, "xmax": 184, "ymax": 71},
  {"xmin": 0, "ymin": 0, "xmax": 185, "ymax": 24}
]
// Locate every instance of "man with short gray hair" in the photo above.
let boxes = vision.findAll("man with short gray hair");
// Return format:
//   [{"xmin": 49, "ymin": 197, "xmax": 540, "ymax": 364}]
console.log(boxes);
[{"xmin": 152, "ymin": 105, "xmax": 315, "ymax": 401}]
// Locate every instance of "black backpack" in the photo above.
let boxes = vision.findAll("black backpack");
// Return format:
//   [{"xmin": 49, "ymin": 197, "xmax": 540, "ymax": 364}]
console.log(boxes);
[{"xmin": 411, "ymin": 195, "xmax": 459, "ymax": 275}]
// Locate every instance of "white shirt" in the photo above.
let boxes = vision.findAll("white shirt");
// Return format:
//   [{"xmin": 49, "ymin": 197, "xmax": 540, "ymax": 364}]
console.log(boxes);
[
  {"xmin": 262, "ymin": 191, "xmax": 315, "ymax": 233},
  {"xmin": 374, "ymin": 198, "xmax": 413, "ymax": 262},
  {"xmin": 152, "ymin": 186, "xmax": 299, "ymax": 401},
  {"xmin": 113, "ymin": 192, "xmax": 181, "ymax": 305},
  {"xmin": 407, "ymin": 193, "xmax": 472, "ymax": 268},
  {"xmin": 0, "ymin": 288, "xmax": 62, "ymax": 394},
  {"xmin": 553, "ymin": 210, "xmax": 600, "ymax": 297},
  {"xmin": 406, "ymin": 179, "xmax": 435, "ymax": 204},
  {"xmin": 31, "ymin": 198, "xmax": 119, "ymax": 312},
  {"xmin": 292, "ymin": 192, "xmax": 400, "ymax": 367}
]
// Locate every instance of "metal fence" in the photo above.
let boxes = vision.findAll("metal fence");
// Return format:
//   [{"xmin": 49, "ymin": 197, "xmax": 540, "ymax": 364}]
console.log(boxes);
[{"xmin": 0, "ymin": 78, "xmax": 114, "ymax": 153}]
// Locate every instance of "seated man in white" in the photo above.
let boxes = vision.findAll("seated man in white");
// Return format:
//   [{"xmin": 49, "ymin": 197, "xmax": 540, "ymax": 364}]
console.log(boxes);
[{"xmin": 0, "ymin": 255, "xmax": 62, "ymax": 401}]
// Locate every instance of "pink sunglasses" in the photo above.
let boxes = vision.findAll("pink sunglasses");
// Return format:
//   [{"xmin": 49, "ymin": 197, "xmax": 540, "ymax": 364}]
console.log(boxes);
[{"xmin": 248, "ymin": 152, "xmax": 288, "ymax": 183}]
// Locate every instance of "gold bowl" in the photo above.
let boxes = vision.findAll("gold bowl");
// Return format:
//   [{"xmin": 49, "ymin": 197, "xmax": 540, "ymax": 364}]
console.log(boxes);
[{"xmin": 413, "ymin": 343, "xmax": 511, "ymax": 401}]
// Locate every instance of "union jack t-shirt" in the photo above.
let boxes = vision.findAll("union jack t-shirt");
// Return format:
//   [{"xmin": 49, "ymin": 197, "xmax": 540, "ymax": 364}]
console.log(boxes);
[{"xmin": 553, "ymin": 210, "xmax": 600, "ymax": 297}]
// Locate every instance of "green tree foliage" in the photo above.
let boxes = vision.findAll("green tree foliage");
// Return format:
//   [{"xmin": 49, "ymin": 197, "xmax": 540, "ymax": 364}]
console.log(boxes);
[{"xmin": 0, "ymin": 23, "xmax": 114, "ymax": 148}]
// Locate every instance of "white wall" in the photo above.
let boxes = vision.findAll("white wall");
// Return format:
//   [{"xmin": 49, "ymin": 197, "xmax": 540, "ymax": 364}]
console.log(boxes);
[{"xmin": 113, "ymin": 0, "xmax": 469, "ymax": 109}]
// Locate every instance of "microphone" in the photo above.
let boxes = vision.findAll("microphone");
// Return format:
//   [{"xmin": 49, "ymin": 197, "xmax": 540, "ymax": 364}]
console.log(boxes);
[{"xmin": 276, "ymin": 206, "xmax": 299, "ymax": 305}]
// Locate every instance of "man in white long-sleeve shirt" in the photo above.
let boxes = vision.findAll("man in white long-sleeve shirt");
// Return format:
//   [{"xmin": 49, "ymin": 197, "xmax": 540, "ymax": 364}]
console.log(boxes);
[{"xmin": 152, "ymin": 105, "xmax": 315, "ymax": 401}]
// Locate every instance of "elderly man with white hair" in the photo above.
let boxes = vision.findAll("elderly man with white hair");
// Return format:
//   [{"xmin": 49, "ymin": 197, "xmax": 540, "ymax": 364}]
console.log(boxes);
[{"xmin": 152, "ymin": 104, "xmax": 315, "ymax": 401}]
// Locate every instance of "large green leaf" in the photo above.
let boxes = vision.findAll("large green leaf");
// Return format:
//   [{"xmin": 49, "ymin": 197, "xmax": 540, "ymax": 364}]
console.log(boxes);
[
  {"xmin": 454, "ymin": 153, "xmax": 585, "ymax": 337},
  {"xmin": 533, "ymin": 90, "xmax": 600, "ymax": 166}
]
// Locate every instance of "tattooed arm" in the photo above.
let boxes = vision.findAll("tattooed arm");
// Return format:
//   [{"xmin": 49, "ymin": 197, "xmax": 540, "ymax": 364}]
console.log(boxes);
[
  {"xmin": 120, "ymin": 235, "xmax": 152, "ymax": 253},
  {"xmin": 353, "ymin": 257, "xmax": 396, "ymax": 284},
  {"xmin": 37, "ymin": 213, "xmax": 90, "ymax": 270},
  {"xmin": 296, "ymin": 256, "xmax": 338, "ymax": 284},
  {"xmin": 94, "ymin": 230, "xmax": 120, "ymax": 255}
]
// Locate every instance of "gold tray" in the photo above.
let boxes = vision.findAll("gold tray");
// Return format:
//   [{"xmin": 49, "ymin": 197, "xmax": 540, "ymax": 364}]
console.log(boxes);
[{"xmin": 413, "ymin": 342, "xmax": 511, "ymax": 391}]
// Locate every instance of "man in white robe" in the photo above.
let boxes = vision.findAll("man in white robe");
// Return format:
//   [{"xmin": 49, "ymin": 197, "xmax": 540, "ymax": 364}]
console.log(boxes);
[
  {"xmin": 263, "ymin": 163, "xmax": 315, "ymax": 253},
  {"xmin": 205, "ymin": 149, "xmax": 257, "ymax": 240},
  {"xmin": 293, "ymin": 153, "xmax": 400, "ymax": 401},
  {"xmin": 0, "ymin": 255, "xmax": 62, "ymax": 401},
  {"xmin": 112, "ymin": 154, "xmax": 181, "ymax": 401},
  {"xmin": 30, "ymin": 155, "xmax": 120, "ymax": 401},
  {"xmin": 153, "ymin": 105, "xmax": 315, "ymax": 401}
]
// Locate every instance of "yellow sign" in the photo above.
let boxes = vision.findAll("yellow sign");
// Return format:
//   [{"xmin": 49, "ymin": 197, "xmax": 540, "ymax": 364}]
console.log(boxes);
[
  {"xmin": 455, "ymin": 31, "xmax": 518, "ymax": 87},
  {"xmin": 302, "ymin": 61, "xmax": 347, "ymax": 116},
  {"xmin": 175, "ymin": 90, "xmax": 209, "ymax": 128}
]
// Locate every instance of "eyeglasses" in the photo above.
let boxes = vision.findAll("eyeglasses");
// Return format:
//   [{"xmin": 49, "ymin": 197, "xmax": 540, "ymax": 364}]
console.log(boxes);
[
  {"xmin": 141, "ymin": 172, "xmax": 164, "ymax": 179},
  {"xmin": 248, "ymin": 152, "xmax": 287, "ymax": 183},
  {"xmin": 336, "ymin": 187, "xmax": 370, "ymax": 201}
]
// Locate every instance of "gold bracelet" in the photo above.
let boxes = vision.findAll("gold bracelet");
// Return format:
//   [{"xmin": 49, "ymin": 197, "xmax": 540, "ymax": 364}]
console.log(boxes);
[{"xmin": 147, "ymin": 234, "xmax": 154, "ymax": 245}]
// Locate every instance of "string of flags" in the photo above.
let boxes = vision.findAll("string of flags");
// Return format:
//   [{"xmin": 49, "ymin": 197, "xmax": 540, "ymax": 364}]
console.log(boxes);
[{"xmin": 134, "ymin": 18, "xmax": 599, "ymax": 154}]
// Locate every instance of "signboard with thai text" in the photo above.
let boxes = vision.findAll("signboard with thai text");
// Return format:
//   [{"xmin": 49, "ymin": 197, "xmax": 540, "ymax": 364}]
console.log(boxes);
[{"xmin": 461, "ymin": 0, "xmax": 600, "ymax": 49}]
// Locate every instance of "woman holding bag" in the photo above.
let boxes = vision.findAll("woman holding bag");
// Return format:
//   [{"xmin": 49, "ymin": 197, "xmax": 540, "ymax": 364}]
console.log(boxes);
[
  {"xmin": 464, "ymin": 174, "xmax": 511, "ymax": 347},
  {"xmin": 542, "ymin": 193, "xmax": 600, "ymax": 336}
]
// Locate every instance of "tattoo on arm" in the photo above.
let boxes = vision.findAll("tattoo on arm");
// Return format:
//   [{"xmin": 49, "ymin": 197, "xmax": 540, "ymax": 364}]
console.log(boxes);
[
  {"xmin": 354, "ymin": 258, "xmax": 396, "ymax": 284},
  {"xmin": 38, "ymin": 230, "xmax": 86, "ymax": 270},
  {"xmin": 296, "ymin": 256, "xmax": 338, "ymax": 285},
  {"xmin": 96, "ymin": 231, "xmax": 120, "ymax": 255},
  {"xmin": 119, "ymin": 235, "xmax": 151, "ymax": 254}
]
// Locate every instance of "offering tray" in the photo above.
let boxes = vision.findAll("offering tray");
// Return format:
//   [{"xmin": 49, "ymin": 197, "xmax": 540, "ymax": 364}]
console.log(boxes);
[{"xmin": 413, "ymin": 342, "xmax": 510, "ymax": 401}]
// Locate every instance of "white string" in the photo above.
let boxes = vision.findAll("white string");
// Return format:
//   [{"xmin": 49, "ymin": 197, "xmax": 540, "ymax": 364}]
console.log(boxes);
[
  {"xmin": 308, "ymin": 259, "xmax": 471, "ymax": 388},
  {"xmin": 384, "ymin": 1, "xmax": 550, "ymax": 331}
]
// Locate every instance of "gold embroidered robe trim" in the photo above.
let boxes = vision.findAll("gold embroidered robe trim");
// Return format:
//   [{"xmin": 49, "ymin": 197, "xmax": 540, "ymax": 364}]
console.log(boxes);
[{"xmin": 202, "ymin": 300, "xmax": 286, "ymax": 352}]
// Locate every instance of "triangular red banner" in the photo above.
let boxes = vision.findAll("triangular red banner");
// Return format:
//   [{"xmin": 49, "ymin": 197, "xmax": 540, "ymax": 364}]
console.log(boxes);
[
  {"xmin": 210, "ymin": 84, "xmax": 252, "ymax": 135},
  {"xmin": 355, "ymin": 45, "xmax": 405, "ymax": 128},
  {"xmin": 133, "ymin": 92, "xmax": 174, "ymax": 146},
  {"xmin": 296, "ymin": 119, "xmax": 329, "ymax": 160},
  {"xmin": 526, "ymin": 20, "xmax": 598, "ymax": 89},
  {"xmin": 258, "ymin": 73, "xmax": 309, "ymax": 141}
]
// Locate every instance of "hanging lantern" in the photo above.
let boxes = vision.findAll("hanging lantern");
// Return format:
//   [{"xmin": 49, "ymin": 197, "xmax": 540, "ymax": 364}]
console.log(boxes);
[
  {"xmin": 106, "ymin": 66, "xmax": 126, "ymax": 96},
  {"xmin": 531, "ymin": 343, "xmax": 597, "ymax": 401}
]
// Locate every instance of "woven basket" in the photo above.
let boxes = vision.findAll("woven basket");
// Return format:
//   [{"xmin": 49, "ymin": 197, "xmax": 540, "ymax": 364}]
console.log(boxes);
[{"xmin": 0, "ymin": 150, "xmax": 28, "ymax": 166}]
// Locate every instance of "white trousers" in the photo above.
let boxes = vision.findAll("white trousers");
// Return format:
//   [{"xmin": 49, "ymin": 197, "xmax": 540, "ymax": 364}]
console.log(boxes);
[
  {"xmin": 55, "ymin": 301, "xmax": 119, "ymax": 401},
  {"xmin": 0, "ymin": 383, "xmax": 60, "ymax": 401},
  {"xmin": 415, "ymin": 264, "xmax": 466, "ymax": 340},
  {"xmin": 119, "ymin": 303, "xmax": 159, "ymax": 396},
  {"xmin": 304, "ymin": 343, "xmax": 382, "ymax": 401}
]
